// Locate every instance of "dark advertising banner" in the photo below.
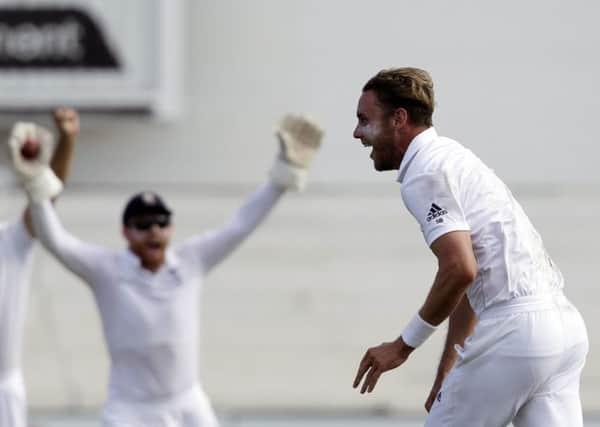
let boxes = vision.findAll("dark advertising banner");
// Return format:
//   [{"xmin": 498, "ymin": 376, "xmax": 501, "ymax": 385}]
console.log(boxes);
[
  {"xmin": 0, "ymin": 7, "xmax": 120, "ymax": 69},
  {"xmin": 0, "ymin": 0, "xmax": 181, "ymax": 118}
]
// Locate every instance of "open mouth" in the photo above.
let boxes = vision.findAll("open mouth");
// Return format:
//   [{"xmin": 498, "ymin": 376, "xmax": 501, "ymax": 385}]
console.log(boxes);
[{"xmin": 146, "ymin": 241, "xmax": 163, "ymax": 250}]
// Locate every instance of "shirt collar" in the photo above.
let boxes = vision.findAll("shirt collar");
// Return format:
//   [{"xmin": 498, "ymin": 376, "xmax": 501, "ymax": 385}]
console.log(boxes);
[
  {"xmin": 122, "ymin": 249, "xmax": 140, "ymax": 267},
  {"xmin": 396, "ymin": 127, "xmax": 438, "ymax": 183}
]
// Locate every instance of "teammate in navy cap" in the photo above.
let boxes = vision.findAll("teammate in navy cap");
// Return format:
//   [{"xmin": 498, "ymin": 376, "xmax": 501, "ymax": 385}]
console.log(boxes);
[{"xmin": 12, "ymin": 114, "xmax": 323, "ymax": 427}]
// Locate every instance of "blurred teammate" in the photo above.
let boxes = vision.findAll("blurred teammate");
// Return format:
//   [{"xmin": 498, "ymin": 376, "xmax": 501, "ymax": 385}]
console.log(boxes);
[
  {"xmin": 351, "ymin": 68, "xmax": 588, "ymax": 426},
  {"xmin": 11, "ymin": 114, "xmax": 322, "ymax": 426},
  {"xmin": 1, "ymin": 108, "xmax": 79, "ymax": 427}
]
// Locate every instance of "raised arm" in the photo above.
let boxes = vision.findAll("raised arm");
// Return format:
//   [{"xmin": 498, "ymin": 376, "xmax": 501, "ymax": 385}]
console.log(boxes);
[
  {"xmin": 183, "ymin": 114, "xmax": 323, "ymax": 274},
  {"xmin": 23, "ymin": 108, "xmax": 80, "ymax": 237},
  {"xmin": 9, "ymin": 119, "xmax": 106, "ymax": 283},
  {"xmin": 29, "ymin": 199, "xmax": 109, "ymax": 283},
  {"xmin": 192, "ymin": 181, "xmax": 285, "ymax": 273},
  {"xmin": 49, "ymin": 107, "xmax": 79, "ymax": 182}
]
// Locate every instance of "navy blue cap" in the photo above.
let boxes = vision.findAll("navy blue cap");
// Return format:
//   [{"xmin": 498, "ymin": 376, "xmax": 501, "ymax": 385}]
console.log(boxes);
[{"xmin": 122, "ymin": 191, "xmax": 172, "ymax": 225}]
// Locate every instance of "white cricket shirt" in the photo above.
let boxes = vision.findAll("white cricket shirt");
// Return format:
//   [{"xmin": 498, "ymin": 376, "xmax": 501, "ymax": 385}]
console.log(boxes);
[
  {"xmin": 0, "ymin": 218, "xmax": 34, "ymax": 376},
  {"xmin": 398, "ymin": 127, "xmax": 564, "ymax": 315},
  {"xmin": 31, "ymin": 182, "xmax": 284, "ymax": 402}
]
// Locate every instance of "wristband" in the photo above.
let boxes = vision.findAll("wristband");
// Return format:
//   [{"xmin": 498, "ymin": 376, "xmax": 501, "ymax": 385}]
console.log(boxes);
[{"xmin": 400, "ymin": 313, "xmax": 437, "ymax": 348}]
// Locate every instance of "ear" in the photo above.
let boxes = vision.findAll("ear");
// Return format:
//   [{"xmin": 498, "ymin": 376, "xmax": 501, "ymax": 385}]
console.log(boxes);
[{"xmin": 392, "ymin": 107, "xmax": 409, "ymax": 128}]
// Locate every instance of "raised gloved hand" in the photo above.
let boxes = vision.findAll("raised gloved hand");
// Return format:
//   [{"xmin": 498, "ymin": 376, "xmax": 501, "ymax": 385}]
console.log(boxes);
[
  {"xmin": 8, "ymin": 122, "xmax": 63, "ymax": 202},
  {"xmin": 269, "ymin": 114, "xmax": 323, "ymax": 191}
]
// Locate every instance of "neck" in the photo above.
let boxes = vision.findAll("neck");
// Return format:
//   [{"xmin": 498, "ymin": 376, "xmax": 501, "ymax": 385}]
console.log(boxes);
[
  {"xmin": 141, "ymin": 259, "xmax": 163, "ymax": 273},
  {"xmin": 128, "ymin": 247, "xmax": 165, "ymax": 273},
  {"xmin": 391, "ymin": 125, "xmax": 430, "ymax": 170},
  {"xmin": 404, "ymin": 125, "xmax": 430, "ymax": 146},
  {"xmin": 399, "ymin": 124, "xmax": 429, "ymax": 151}
]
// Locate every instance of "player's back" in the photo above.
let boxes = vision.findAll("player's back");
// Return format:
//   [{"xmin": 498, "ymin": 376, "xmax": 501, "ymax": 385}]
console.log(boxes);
[{"xmin": 405, "ymin": 134, "xmax": 564, "ymax": 315}]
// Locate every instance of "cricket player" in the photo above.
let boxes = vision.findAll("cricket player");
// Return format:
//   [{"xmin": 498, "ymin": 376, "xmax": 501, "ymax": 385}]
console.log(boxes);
[
  {"xmin": 1, "ymin": 108, "xmax": 79, "ymax": 427},
  {"xmin": 11, "ymin": 114, "xmax": 323, "ymax": 426},
  {"xmin": 351, "ymin": 68, "xmax": 588, "ymax": 426}
]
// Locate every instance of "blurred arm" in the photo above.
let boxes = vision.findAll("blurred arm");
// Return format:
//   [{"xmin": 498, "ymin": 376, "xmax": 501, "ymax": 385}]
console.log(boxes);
[
  {"xmin": 190, "ymin": 181, "xmax": 284, "ymax": 274},
  {"xmin": 24, "ymin": 108, "xmax": 80, "ymax": 236},
  {"xmin": 30, "ymin": 199, "xmax": 107, "ymax": 284},
  {"xmin": 50, "ymin": 107, "xmax": 79, "ymax": 182},
  {"xmin": 182, "ymin": 113, "xmax": 321, "ymax": 275}
]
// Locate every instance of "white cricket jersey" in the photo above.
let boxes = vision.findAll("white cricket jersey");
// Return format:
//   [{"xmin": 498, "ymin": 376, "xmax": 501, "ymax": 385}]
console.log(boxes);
[
  {"xmin": 0, "ymin": 218, "xmax": 34, "ymax": 376},
  {"xmin": 398, "ymin": 127, "xmax": 564, "ymax": 316},
  {"xmin": 30, "ymin": 182, "xmax": 284, "ymax": 402}
]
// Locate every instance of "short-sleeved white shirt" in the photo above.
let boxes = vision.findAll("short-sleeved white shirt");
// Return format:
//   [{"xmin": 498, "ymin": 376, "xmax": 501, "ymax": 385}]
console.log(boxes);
[
  {"xmin": 398, "ymin": 128, "xmax": 564, "ymax": 315},
  {"xmin": 0, "ymin": 218, "xmax": 34, "ymax": 375}
]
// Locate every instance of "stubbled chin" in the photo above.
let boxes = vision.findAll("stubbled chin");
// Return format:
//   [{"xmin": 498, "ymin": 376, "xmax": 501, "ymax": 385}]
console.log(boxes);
[{"xmin": 145, "ymin": 246, "xmax": 164, "ymax": 259}]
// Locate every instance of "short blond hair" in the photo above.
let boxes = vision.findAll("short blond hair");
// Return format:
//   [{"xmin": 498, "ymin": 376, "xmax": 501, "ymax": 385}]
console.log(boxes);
[{"xmin": 363, "ymin": 67, "xmax": 435, "ymax": 126}]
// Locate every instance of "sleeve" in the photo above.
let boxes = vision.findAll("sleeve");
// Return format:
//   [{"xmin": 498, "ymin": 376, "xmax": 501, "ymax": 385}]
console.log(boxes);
[
  {"xmin": 401, "ymin": 171, "xmax": 470, "ymax": 247},
  {"xmin": 6, "ymin": 217, "xmax": 34, "ymax": 254},
  {"xmin": 30, "ymin": 199, "xmax": 111, "ymax": 285},
  {"xmin": 178, "ymin": 181, "xmax": 285, "ymax": 276},
  {"xmin": 0, "ymin": 218, "xmax": 34, "ymax": 268}
]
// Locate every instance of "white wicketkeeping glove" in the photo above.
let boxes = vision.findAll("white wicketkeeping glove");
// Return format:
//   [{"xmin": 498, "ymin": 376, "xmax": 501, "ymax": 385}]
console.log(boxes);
[
  {"xmin": 269, "ymin": 114, "xmax": 324, "ymax": 191},
  {"xmin": 8, "ymin": 122, "xmax": 63, "ymax": 202}
]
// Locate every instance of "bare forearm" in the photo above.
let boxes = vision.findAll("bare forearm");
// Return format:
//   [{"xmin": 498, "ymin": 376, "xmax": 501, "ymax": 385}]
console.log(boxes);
[
  {"xmin": 418, "ymin": 231, "xmax": 478, "ymax": 326},
  {"xmin": 50, "ymin": 107, "xmax": 79, "ymax": 182},
  {"xmin": 423, "ymin": 295, "xmax": 476, "ymax": 412},
  {"xmin": 50, "ymin": 135, "xmax": 76, "ymax": 182},
  {"xmin": 23, "ymin": 208, "xmax": 35, "ymax": 237},
  {"xmin": 435, "ymin": 295, "xmax": 477, "ymax": 377},
  {"xmin": 419, "ymin": 261, "xmax": 474, "ymax": 326}
]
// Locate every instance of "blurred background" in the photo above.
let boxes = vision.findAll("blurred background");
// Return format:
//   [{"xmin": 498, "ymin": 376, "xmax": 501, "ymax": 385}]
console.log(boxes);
[{"xmin": 0, "ymin": 0, "xmax": 598, "ymax": 425}]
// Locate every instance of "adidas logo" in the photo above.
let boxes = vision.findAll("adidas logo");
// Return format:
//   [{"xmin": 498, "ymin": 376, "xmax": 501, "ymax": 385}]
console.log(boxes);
[{"xmin": 426, "ymin": 203, "xmax": 448, "ymax": 222}]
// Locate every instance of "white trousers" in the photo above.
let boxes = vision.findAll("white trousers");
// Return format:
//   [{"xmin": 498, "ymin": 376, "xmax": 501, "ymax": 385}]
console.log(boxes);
[
  {"xmin": 0, "ymin": 371, "xmax": 26, "ymax": 427},
  {"xmin": 102, "ymin": 384, "xmax": 219, "ymax": 427},
  {"xmin": 425, "ymin": 294, "xmax": 588, "ymax": 427}
]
